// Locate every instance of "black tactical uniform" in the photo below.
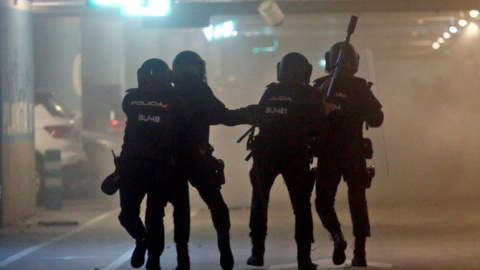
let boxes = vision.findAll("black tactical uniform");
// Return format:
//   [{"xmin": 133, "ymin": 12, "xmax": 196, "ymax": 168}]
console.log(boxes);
[
  {"xmin": 170, "ymin": 51, "xmax": 253, "ymax": 270},
  {"xmin": 313, "ymin": 42, "xmax": 384, "ymax": 267},
  {"xmin": 247, "ymin": 53, "xmax": 325, "ymax": 270},
  {"xmin": 117, "ymin": 59, "xmax": 190, "ymax": 270}
]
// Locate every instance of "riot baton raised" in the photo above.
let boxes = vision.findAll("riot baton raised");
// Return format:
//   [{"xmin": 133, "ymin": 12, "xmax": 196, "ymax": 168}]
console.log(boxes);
[{"xmin": 326, "ymin": 15, "xmax": 358, "ymax": 100}]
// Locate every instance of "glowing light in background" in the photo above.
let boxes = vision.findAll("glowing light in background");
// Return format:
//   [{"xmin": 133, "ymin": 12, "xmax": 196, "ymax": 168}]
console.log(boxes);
[
  {"xmin": 449, "ymin": 21, "xmax": 478, "ymax": 51},
  {"xmin": 203, "ymin": 21, "xmax": 236, "ymax": 42},
  {"xmin": 88, "ymin": 0, "xmax": 125, "ymax": 8},
  {"xmin": 443, "ymin": 32, "xmax": 451, "ymax": 39},
  {"xmin": 88, "ymin": 0, "xmax": 171, "ymax": 17},
  {"xmin": 432, "ymin": 42, "xmax": 440, "ymax": 50},
  {"xmin": 203, "ymin": 25, "xmax": 213, "ymax": 41},
  {"xmin": 449, "ymin": 26, "xmax": 458, "ymax": 33},
  {"xmin": 122, "ymin": 0, "xmax": 171, "ymax": 17},
  {"xmin": 464, "ymin": 22, "xmax": 479, "ymax": 38},
  {"xmin": 469, "ymin": 10, "xmax": 479, "ymax": 18},
  {"xmin": 318, "ymin": 59, "xmax": 326, "ymax": 67},
  {"xmin": 214, "ymin": 21, "xmax": 235, "ymax": 39},
  {"xmin": 458, "ymin": 19, "xmax": 468, "ymax": 27},
  {"xmin": 437, "ymin": 37, "xmax": 445, "ymax": 44},
  {"xmin": 252, "ymin": 38, "xmax": 279, "ymax": 53}
]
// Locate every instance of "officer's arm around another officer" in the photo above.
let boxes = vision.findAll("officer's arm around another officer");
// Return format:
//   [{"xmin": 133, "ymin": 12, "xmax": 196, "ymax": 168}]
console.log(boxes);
[
  {"xmin": 246, "ymin": 52, "xmax": 325, "ymax": 270},
  {"xmin": 169, "ymin": 50, "xmax": 249, "ymax": 270}
]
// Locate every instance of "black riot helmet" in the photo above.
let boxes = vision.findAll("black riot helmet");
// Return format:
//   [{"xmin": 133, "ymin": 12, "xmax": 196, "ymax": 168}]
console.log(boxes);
[
  {"xmin": 325, "ymin": 42, "xmax": 359, "ymax": 74},
  {"xmin": 137, "ymin": 58, "xmax": 172, "ymax": 90},
  {"xmin": 277, "ymin": 52, "xmax": 312, "ymax": 84},
  {"xmin": 172, "ymin": 50, "xmax": 207, "ymax": 81}
]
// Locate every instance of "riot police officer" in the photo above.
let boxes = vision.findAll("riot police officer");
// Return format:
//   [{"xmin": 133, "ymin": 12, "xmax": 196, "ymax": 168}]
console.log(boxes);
[
  {"xmin": 313, "ymin": 42, "xmax": 384, "ymax": 267},
  {"xmin": 247, "ymin": 52, "xmax": 326, "ymax": 270},
  {"xmin": 117, "ymin": 58, "xmax": 190, "ymax": 270},
  {"xmin": 170, "ymin": 50, "xmax": 254, "ymax": 270}
]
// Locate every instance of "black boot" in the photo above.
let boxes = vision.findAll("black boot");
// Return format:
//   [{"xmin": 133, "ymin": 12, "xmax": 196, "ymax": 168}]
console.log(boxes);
[
  {"xmin": 297, "ymin": 242, "xmax": 317, "ymax": 270},
  {"xmin": 332, "ymin": 233, "xmax": 347, "ymax": 265},
  {"xmin": 351, "ymin": 237, "xmax": 367, "ymax": 267},
  {"xmin": 131, "ymin": 237, "xmax": 148, "ymax": 268},
  {"xmin": 218, "ymin": 232, "xmax": 234, "ymax": 270},
  {"xmin": 246, "ymin": 238, "xmax": 265, "ymax": 266},
  {"xmin": 145, "ymin": 251, "xmax": 161, "ymax": 270},
  {"xmin": 176, "ymin": 244, "xmax": 190, "ymax": 270}
]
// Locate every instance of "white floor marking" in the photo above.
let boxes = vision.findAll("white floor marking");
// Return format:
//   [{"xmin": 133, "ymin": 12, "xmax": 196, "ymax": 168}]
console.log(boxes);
[
  {"xmin": 102, "ymin": 248, "xmax": 134, "ymax": 270},
  {"xmin": 104, "ymin": 209, "xmax": 200, "ymax": 270},
  {"xmin": 42, "ymin": 255, "xmax": 98, "ymax": 260},
  {"xmin": 0, "ymin": 208, "xmax": 119, "ymax": 269},
  {"xmin": 269, "ymin": 259, "xmax": 392, "ymax": 269}
]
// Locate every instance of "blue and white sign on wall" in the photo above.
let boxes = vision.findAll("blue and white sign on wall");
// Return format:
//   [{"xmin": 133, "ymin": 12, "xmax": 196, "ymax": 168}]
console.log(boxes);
[{"xmin": 0, "ymin": 2, "xmax": 35, "ymax": 144}]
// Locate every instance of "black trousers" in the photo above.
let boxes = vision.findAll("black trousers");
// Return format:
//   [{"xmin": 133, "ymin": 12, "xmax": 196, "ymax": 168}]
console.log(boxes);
[
  {"xmin": 171, "ymin": 154, "xmax": 230, "ymax": 245},
  {"xmin": 169, "ymin": 176, "xmax": 190, "ymax": 246},
  {"xmin": 118, "ymin": 157, "xmax": 173, "ymax": 254},
  {"xmin": 248, "ymin": 155, "xmax": 315, "ymax": 244},
  {"xmin": 314, "ymin": 156, "xmax": 371, "ymax": 238}
]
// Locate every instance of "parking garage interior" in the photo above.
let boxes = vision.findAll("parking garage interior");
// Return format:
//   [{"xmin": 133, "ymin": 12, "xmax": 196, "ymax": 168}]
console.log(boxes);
[{"xmin": 1, "ymin": 0, "xmax": 480, "ymax": 269}]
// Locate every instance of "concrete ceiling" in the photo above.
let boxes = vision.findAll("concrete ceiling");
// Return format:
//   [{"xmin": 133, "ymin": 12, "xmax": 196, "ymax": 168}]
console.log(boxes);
[
  {"xmin": 31, "ymin": 0, "xmax": 480, "ymax": 14},
  {"xmin": 31, "ymin": 0, "xmax": 480, "ymax": 58}
]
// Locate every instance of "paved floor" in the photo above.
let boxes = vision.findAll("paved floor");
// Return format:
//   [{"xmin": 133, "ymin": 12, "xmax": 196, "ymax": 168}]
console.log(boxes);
[{"xmin": 1, "ymin": 190, "xmax": 480, "ymax": 269}]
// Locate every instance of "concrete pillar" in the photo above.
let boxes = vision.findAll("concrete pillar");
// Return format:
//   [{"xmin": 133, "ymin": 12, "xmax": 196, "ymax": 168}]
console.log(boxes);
[{"xmin": 0, "ymin": 0, "xmax": 36, "ymax": 227}]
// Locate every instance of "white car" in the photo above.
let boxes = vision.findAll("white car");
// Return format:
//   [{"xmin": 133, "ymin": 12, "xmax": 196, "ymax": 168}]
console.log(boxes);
[{"xmin": 34, "ymin": 92, "xmax": 89, "ymax": 204}]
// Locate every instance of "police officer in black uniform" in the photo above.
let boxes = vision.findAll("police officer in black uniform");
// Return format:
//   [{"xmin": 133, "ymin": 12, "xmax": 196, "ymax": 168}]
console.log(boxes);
[
  {"xmin": 312, "ymin": 42, "xmax": 384, "ymax": 267},
  {"xmin": 170, "ymin": 50, "xmax": 254, "ymax": 270},
  {"xmin": 247, "ymin": 52, "xmax": 326, "ymax": 270},
  {"xmin": 117, "ymin": 58, "xmax": 191, "ymax": 270}
]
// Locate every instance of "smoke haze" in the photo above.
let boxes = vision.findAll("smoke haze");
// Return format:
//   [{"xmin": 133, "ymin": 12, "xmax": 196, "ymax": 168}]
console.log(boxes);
[{"xmin": 82, "ymin": 14, "xmax": 480, "ymax": 210}]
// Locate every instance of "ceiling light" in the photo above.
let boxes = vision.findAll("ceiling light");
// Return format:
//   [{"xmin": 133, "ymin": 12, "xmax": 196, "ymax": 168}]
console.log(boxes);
[
  {"xmin": 443, "ymin": 32, "xmax": 451, "ymax": 39},
  {"xmin": 432, "ymin": 42, "xmax": 440, "ymax": 50},
  {"xmin": 437, "ymin": 37, "xmax": 445, "ymax": 43},
  {"xmin": 449, "ymin": 26, "xmax": 458, "ymax": 33},
  {"xmin": 469, "ymin": 10, "xmax": 479, "ymax": 18},
  {"xmin": 458, "ymin": 19, "xmax": 468, "ymax": 27}
]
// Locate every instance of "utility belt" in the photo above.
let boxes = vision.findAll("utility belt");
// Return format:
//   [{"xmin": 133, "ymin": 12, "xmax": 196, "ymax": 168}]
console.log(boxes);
[
  {"xmin": 351, "ymin": 138, "xmax": 376, "ymax": 188},
  {"xmin": 361, "ymin": 138, "xmax": 373, "ymax": 159},
  {"xmin": 313, "ymin": 137, "xmax": 376, "ymax": 189},
  {"xmin": 315, "ymin": 139, "xmax": 371, "ymax": 162},
  {"xmin": 360, "ymin": 137, "xmax": 375, "ymax": 188},
  {"xmin": 312, "ymin": 162, "xmax": 376, "ymax": 189}
]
